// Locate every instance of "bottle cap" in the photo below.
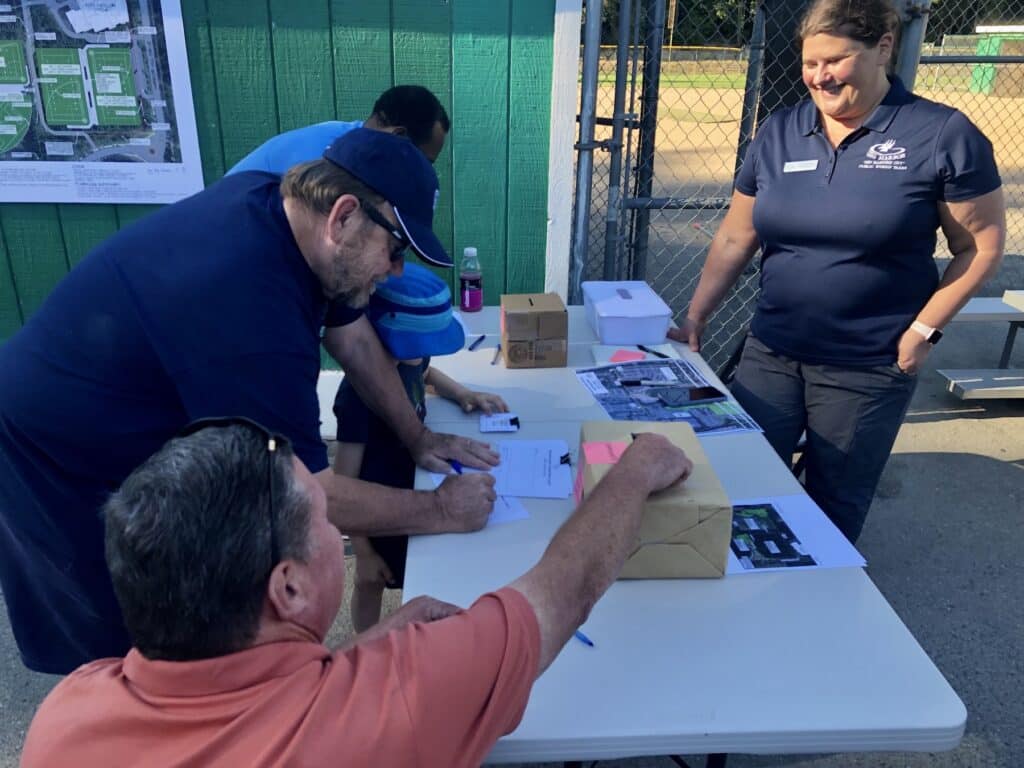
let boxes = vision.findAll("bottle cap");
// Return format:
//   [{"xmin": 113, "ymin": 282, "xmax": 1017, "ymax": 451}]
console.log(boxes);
[{"xmin": 463, "ymin": 247, "xmax": 477, "ymax": 258}]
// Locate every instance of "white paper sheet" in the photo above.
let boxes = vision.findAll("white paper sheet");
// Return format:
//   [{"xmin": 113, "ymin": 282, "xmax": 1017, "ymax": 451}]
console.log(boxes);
[
  {"xmin": 726, "ymin": 494, "xmax": 866, "ymax": 574},
  {"xmin": 430, "ymin": 440, "xmax": 574, "ymax": 499},
  {"xmin": 488, "ymin": 495, "xmax": 529, "ymax": 527}
]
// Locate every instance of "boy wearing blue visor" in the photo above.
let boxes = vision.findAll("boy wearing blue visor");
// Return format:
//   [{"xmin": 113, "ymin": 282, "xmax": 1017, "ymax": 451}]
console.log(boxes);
[{"xmin": 333, "ymin": 264, "xmax": 508, "ymax": 630}]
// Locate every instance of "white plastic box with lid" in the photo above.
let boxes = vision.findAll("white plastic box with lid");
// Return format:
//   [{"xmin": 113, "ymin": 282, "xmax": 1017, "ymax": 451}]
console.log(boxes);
[{"xmin": 582, "ymin": 281, "xmax": 673, "ymax": 345}]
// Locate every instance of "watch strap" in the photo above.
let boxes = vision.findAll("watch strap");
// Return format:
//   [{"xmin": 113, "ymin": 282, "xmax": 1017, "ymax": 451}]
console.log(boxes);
[{"xmin": 911, "ymin": 320, "xmax": 942, "ymax": 344}]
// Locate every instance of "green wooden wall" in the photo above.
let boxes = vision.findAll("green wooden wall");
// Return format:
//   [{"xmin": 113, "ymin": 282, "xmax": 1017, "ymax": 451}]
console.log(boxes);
[{"xmin": 0, "ymin": 0, "xmax": 554, "ymax": 346}]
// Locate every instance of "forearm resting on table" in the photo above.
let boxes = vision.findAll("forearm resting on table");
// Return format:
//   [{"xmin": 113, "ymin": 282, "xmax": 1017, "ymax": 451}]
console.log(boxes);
[
  {"xmin": 508, "ymin": 465, "xmax": 652, "ymax": 672},
  {"xmin": 315, "ymin": 469, "xmax": 442, "ymax": 536},
  {"xmin": 424, "ymin": 367, "xmax": 469, "ymax": 403}
]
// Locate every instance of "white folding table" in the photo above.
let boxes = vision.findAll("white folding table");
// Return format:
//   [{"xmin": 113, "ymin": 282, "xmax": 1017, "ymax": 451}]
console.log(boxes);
[{"xmin": 405, "ymin": 307, "xmax": 965, "ymax": 765}]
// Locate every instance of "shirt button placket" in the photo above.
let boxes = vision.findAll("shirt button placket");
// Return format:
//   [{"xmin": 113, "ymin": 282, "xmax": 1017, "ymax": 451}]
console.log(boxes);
[{"xmin": 825, "ymin": 152, "xmax": 838, "ymax": 184}]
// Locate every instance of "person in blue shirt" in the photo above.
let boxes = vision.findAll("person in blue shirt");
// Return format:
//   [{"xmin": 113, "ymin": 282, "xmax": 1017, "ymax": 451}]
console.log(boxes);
[
  {"xmin": 670, "ymin": 0, "xmax": 1005, "ymax": 543},
  {"xmin": 229, "ymin": 85, "xmax": 450, "ymax": 175},
  {"xmin": 0, "ymin": 128, "xmax": 498, "ymax": 674},
  {"xmin": 333, "ymin": 264, "xmax": 508, "ymax": 631}
]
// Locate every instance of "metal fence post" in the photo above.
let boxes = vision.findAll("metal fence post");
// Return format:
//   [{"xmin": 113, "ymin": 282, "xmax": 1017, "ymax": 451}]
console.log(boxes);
[
  {"xmin": 569, "ymin": 0, "xmax": 604, "ymax": 304},
  {"xmin": 735, "ymin": 1, "xmax": 767, "ymax": 175},
  {"xmin": 629, "ymin": 0, "xmax": 667, "ymax": 281},
  {"xmin": 895, "ymin": 0, "xmax": 932, "ymax": 91},
  {"xmin": 603, "ymin": 0, "xmax": 634, "ymax": 280}
]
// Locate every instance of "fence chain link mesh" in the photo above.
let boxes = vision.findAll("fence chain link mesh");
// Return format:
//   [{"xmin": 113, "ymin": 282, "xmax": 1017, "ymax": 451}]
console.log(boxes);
[{"xmin": 573, "ymin": 0, "xmax": 1022, "ymax": 374}]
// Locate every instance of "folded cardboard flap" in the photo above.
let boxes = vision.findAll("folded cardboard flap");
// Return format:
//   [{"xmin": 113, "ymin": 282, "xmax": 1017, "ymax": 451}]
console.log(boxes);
[{"xmin": 577, "ymin": 420, "xmax": 733, "ymax": 579}]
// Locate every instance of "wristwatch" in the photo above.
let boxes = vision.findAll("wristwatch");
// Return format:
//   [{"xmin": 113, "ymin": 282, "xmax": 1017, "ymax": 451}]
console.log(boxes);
[{"xmin": 911, "ymin": 320, "xmax": 943, "ymax": 345}]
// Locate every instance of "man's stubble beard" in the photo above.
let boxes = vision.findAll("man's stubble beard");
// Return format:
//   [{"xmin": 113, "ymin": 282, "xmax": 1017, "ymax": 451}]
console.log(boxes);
[{"xmin": 330, "ymin": 238, "xmax": 374, "ymax": 308}]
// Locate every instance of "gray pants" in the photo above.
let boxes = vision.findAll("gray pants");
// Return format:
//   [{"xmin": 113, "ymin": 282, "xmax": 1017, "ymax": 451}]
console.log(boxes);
[{"xmin": 731, "ymin": 335, "xmax": 918, "ymax": 543}]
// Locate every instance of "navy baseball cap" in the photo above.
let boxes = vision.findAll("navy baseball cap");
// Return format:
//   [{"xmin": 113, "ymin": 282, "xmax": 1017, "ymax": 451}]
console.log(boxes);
[{"xmin": 323, "ymin": 128, "xmax": 452, "ymax": 268}]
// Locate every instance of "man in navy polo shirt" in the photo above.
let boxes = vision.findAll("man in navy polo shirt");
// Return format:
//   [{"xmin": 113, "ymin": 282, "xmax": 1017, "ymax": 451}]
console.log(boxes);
[
  {"xmin": 672, "ymin": 0, "xmax": 1004, "ymax": 542},
  {"xmin": 0, "ymin": 129, "xmax": 497, "ymax": 674},
  {"xmin": 227, "ymin": 85, "xmax": 453, "ymax": 418}
]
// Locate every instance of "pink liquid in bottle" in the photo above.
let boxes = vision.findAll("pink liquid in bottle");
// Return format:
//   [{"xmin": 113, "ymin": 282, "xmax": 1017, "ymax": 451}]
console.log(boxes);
[{"xmin": 459, "ymin": 247, "xmax": 483, "ymax": 312}]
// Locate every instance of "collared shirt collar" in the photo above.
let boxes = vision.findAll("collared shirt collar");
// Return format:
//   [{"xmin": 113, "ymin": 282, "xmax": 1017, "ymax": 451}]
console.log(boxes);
[
  {"xmin": 122, "ymin": 641, "xmax": 331, "ymax": 697},
  {"xmin": 799, "ymin": 75, "xmax": 912, "ymax": 136}
]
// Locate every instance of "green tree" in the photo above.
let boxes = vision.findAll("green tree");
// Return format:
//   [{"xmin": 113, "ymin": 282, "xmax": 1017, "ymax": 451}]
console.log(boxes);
[{"xmin": 598, "ymin": 0, "xmax": 756, "ymax": 47}]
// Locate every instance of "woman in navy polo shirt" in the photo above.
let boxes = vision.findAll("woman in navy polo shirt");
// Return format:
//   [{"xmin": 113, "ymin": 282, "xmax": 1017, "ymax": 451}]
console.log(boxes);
[{"xmin": 671, "ymin": 0, "xmax": 1005, "ymax": 542}]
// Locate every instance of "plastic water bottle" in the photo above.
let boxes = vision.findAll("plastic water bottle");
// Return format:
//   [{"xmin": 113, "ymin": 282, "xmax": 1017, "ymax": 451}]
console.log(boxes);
[{"xmin": 459, "ymin": 247, "xmax": 483, "ymax": 312}]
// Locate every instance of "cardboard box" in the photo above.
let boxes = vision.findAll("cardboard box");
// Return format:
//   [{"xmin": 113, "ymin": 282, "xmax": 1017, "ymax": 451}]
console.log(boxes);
[
  {"xmin": 582, "ymin": 281, "xmax": 672, "ymax": 345},
  {"xmin": 574, "ymin": 420, "xmax": 732, "ymax": 579},
  {"xmin": 500, "ymin": 293, "xmax": 568, "ymax": 368}
]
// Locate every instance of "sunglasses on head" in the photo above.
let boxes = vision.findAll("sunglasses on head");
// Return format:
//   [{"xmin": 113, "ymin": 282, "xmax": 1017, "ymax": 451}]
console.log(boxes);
[
  {"xmin": 358, "ymin": 198, "xmax": 411, "ymax": 263},
  {"xmin": 176, "ymin": 416, "xmax": 284, "ymax": 570}
]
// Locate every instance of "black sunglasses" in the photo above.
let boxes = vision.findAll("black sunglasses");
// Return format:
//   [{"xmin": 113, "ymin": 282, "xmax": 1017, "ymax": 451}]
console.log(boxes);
[
  {"xmin": 358, "ymin": 198, "xmax": 411, "ymax": 262},
  {"xmin": 176, "ymin": 416, "xmax": 284, "ymax": 569}
]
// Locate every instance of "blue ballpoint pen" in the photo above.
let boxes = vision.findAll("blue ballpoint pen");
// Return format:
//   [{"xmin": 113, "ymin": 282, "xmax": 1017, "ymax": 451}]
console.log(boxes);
[
  {"xmin": 467, "ymin": 334, "xmax": 486, "ymax": 351},
  {"xmin": 447, "ymin": 459, "xmax": 464, "ymax": 475},
  {"xmin": 574, "ymin": 629, "xmax": 594, "ymax": 647}
]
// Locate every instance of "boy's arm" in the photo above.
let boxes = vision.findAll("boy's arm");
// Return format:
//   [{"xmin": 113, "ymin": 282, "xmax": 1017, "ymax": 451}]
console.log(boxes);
[
  {"xmin": 426, "ymin": 367, "xmax": 509, "ymax": 415},
  {"xmin": 424, "ymin": 366, "xmax": 470, "ymax": 402},
  {"xmin": 332, "ymin": 441, "xmax": 366, "ymax": 478},
  {"xmin": 325, "ymin": 319, "xmax": 498, "ymax": 470}
]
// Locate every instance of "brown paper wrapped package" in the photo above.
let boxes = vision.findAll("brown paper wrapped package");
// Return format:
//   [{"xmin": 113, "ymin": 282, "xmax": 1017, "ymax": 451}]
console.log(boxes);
[{"xmin": 575, "ymin": 420, "xmax": 732, "ymax": 578}]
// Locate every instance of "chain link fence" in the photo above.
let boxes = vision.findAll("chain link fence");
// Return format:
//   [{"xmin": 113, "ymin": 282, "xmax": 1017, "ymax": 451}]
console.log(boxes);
[
  {"xmin": 571, "ymin": 0, "xmax": 1023, "ymax": 374},
  {"xmin": 917, "ymin": 8, "xmax": 1024, "ymax": 258}
]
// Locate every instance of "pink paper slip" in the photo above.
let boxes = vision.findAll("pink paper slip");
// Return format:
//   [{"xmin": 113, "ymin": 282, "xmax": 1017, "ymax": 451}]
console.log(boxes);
[
  {"xmin": 609, "ymin": 349, "xmax": 646, "ymax": 363},
  {"xmin": 582, "ymin": 441, "xmax": 629, "ymax": 465}
]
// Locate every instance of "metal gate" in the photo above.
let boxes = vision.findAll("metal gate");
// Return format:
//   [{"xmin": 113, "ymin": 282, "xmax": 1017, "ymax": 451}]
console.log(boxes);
[{"xmin": 570, "ymin": 0, "xmax": 1023, "ymax": 373}]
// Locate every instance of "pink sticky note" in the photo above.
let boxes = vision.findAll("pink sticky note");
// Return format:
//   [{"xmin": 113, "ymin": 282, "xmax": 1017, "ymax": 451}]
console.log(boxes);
[
  {"xmin": 610, "ymin": 349, "xmax": 646, "ymax": 363},
  {"xmin": 582, "ymin": 441, "xmax": 630, "ymax": 465}
]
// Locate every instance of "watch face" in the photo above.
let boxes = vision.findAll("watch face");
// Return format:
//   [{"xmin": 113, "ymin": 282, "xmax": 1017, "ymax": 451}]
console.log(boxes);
[{"xmin": 928, "ymin": 328, "xmax": 943, "ymax": 344}]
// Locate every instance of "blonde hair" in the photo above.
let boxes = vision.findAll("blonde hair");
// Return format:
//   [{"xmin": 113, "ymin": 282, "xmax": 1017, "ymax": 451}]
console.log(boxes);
[
  {"xmin": 798, "ymin": 0, "xmax": 900, "ymax": 46},
  {"xmin": 280, "ymin": 159, "xmax": 383, "ymax": 217}
]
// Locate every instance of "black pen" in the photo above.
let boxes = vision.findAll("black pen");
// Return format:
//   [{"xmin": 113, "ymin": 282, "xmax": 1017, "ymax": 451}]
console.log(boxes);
[
  {"xmin": 637, "ymin": 344, "xmax": 669, "ymax": 359},
  {"xmin": 468, "ymin": 334, "xmax": 486, "ymax": 351}
]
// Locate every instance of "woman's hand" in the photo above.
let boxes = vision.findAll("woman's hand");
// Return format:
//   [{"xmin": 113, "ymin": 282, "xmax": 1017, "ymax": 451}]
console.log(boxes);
[
  {"xmin": 895, "ymin": 328, "xmax": 931, "ymax": 375},
  {"xmin": 667, "ymin": 316, "xmax": 706, "ymax": 352}
]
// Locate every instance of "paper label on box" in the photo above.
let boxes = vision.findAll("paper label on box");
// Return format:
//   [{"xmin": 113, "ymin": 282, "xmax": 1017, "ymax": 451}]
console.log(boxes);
[{"xmin": 582, "ymin": 441, "xmax": 629, "ymax": 464}]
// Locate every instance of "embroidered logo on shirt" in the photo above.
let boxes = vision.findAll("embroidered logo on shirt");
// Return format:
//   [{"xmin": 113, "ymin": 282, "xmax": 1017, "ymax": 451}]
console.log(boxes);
[{"xmin": 859, "ymin": 139, "xmax": 908, "ymax": 171}]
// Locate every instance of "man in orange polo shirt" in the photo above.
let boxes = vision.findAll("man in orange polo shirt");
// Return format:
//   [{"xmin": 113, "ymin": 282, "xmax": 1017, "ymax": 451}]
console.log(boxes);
[{"xmin": 22, "ymin": 419, "xmax": 691, "ymax": 767}]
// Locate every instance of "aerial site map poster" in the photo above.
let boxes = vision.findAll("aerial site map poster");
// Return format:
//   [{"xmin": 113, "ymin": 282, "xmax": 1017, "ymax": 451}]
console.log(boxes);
[{"xmin": 0, "ymin": 0, "xmax": 203, "ymax": 203}]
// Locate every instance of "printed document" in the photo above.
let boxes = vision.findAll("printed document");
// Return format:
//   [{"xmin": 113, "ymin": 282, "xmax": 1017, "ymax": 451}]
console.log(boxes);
[{"xmin": 431, "ymin": 440, "xmax": 573, "ymax": 499}]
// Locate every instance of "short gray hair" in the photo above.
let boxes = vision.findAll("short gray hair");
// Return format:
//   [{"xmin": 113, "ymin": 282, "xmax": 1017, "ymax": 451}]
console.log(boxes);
[{"xmin": 104, "ymin": 424, "xmax": 311, "ymax": 661}]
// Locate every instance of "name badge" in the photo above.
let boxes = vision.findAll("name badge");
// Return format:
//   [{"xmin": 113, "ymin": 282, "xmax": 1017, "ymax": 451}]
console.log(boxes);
[{"xmin": 783, "ymin": 159, "xmax": 818, "ymax": 173}]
